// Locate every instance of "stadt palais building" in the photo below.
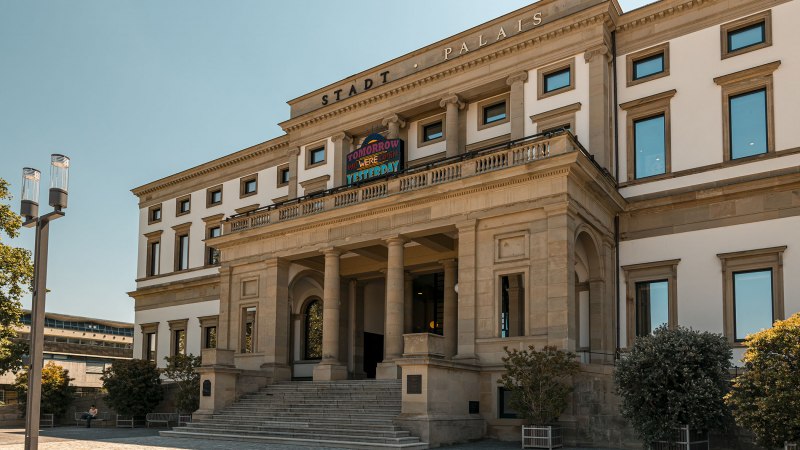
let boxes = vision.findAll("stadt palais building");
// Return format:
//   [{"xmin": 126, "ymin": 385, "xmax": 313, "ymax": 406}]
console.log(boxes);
[
  {"xmin": 0, "ymin": 311, "xmax": 133, "ymax": 402},
  {"xmin": 130, "ymin": 0, "xmax": 800, "ymax": 446}
]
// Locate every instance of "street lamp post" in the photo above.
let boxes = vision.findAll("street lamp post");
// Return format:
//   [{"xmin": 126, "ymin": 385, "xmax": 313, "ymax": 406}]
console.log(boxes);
[{"xmin": 20, "ymin": 154, "xmax": 70, "ymax": 450}]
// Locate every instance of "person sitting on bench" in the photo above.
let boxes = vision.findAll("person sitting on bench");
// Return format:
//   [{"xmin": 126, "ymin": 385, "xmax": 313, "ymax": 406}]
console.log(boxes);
[{"xmin": 80, "ymin": 405, "xmax": 98, "ymax": 428}]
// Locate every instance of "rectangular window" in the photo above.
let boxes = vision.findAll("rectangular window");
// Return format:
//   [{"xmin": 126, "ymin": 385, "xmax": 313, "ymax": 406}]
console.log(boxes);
[
  {"xmin": 148, "ymin": 205, "xmax": 162, "ymax": 224},
  {"xmin": 721, "ymin": 11, "xmax": 772, "ymax": 59},
  {"xmin": 145, "ymin": 332, "xmax": 156, "ymax": 362},
  {"xmin": 626, "ymin": 43, "xmax": 670, "ymax": 87},
  {"xmin": 204, "ymin": 326, "xmax": 217, "ymax": 349},
  {"xmin": 242, "ymin": 306, "xmax": 256, "ymax": 353},
  {"xmin": 635, "ymin": 280, "xmax": 669, "ymax": 336},
  {"xmin": 729, "ymin": 89, "xmax": 767, "ymax": 160},
  {"xmin": 309, "ymin": 147, "xmax": 325, "ymax": 165},
  {"xmin": 483, "ymin": 101, "xmax": 507, "ymax": 125},
  {"xmin": 148, "ymin": 241, "xmax": 160, "ymax": 276},
  {"xmin": 498, "ymin": 387, "xmax": 518, "ymax": 419},
  {"xmin": 633, "ymin": 54, "xmax": 664, "ymax": 80},
  {"xmin": 728, "ymin": 22, "xmax": 765, "ymax": 53},
  {"xmin": 206, "ymin": 186, "xmax": 223, "ymax": 207},
  {"xmin": 176, "ymin": 234, "xmax": 189, "ymax": 271},
  {"xmin": 278, "ymin": 166, "xmax": 290, "ymax": 187},
  {"xmin": 423, "ymin": 121, "xmax": 443, "ymax": 142},
  {"xmin": 733, "ymin": 269, "xmax": 773, "ymax": 341},
  {"xmin": 499, "ymin": 273, "xmax": 525, "ymax": 338},
  {"xmin": 239, "ymin": 175, "xmax": 257, "ymax": 198},
  {"xmin": 543, "ymin": 68, "xmax": 570, "ymax": 93},
  {"xmin": 173, "ymin": 329, "xmax": 186, "ymax": 355},
  {"xmin": 633, "ymin": 114, "xmax": 666, "ymax": 179},
  {"xmin": 176, "ymin": 195, "xmax": 191, "ymax": 216},
  {"xmin": 206, "ymin": 226, "xmax": 221, "ymax": 266}
]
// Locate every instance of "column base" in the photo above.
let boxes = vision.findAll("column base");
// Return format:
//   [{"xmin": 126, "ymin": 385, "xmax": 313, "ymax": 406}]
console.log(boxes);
[
  {"xmin": 376, "ymin": 361, "xmax": 402, "ymax": 379},
  {"xmin": 313, "ymin": 362, "xmax": 348, "ymax": 381}
]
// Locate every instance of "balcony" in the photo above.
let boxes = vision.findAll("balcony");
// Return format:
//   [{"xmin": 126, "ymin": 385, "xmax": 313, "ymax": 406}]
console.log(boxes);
[{"xmin": 225, "ymin": 130, "xmax": 584, "ymax": 234}]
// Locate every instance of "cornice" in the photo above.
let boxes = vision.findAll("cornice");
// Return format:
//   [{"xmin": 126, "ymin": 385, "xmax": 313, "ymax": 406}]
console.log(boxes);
[
  {"xmin": 280, "ymin": 11, "xmax": 612, "ymax": 134},
  {"xmin": 615, "ymin": 0, "xmax": 712, "ymax": 32}
]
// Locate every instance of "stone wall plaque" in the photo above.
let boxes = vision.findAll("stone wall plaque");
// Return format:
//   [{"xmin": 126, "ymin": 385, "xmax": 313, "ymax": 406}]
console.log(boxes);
[
  {"xmin": 407, "ymin": 374, "xmax": 422, "ymax": 394},
  {"xmin": 202, "ymin": 380, "xmax": 211, "ymax": 397}
]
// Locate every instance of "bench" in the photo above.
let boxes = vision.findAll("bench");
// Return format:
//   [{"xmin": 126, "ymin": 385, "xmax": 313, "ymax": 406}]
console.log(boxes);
[
  {"xmin": 146, "ymin": 412, "xmax": 177, "ymax": 428},
  {"xmin": 116, "ymin": 415, "xmax": 134, "ymax": 428},
  {"xmin": 40, "ymin": 413, "xmax": 54, "ymax": 428},
  {"xmin": 75, "ymin": 411, "xmax": 110, "ymax": 427}
]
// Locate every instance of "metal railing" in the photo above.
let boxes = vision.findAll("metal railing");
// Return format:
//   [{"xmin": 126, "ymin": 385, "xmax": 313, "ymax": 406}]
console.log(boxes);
[{"xmin": 226, "ymin": 130, "xmax": 579, "ymax": 234}]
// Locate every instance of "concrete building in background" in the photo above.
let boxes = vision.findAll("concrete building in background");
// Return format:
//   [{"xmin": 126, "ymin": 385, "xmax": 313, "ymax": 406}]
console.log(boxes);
[
  {"xmin": 129, "ymin": 0, "xmax": 800, "ymax": 446},
  {"xmin": 0, "ymin": 311, "xmax": 133, "ymax": 403}
]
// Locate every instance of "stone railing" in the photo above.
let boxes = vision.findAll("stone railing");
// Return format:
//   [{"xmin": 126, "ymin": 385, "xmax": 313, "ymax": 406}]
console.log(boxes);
[{"xmin": 225, "ymin": 131, "xmax": 577, "ymax": 234}]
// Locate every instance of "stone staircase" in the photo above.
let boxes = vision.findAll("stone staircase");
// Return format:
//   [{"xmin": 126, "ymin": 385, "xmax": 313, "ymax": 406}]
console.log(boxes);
[{"xmin": 160, "ymin": 379, "xmax": 428, "ymax": 449}]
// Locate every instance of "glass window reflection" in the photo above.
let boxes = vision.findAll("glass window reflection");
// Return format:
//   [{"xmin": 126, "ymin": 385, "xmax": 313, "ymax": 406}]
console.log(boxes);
[
  {"xmin": 733, "ymin": 269, "xmax": 773, "ymax": 341},
  {"xmin": 634, "ymin": 114, "xmax": 666, "ymax": 179}
]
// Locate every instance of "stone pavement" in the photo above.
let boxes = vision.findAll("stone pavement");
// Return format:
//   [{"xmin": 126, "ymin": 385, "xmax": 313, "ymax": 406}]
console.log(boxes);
[{"xmin": 0, "ymin": 426, "xmax": 623, "ymax": 449}]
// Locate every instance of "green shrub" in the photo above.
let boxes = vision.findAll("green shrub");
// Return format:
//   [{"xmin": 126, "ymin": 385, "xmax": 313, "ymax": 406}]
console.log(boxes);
[
  {"xmin": 497, "ymin": 345, "xmax": 579, "ymax": 425},
  {"xmin": 614, "ymin": 325, "xmax": 732, "ymax": 444},
  {"xmin": 725, "ymin": 313, "xmax": 800, "ymax": 448},
  {"xmin": 101, "ymin": 359, "xmax": 162, "ymax": 417},
  {"xmin": 14, "ymin": 361, "xmax": 75, "ymax": 417},
  {"xmin": 162, "ymin": 354, "xmax": 201, "ymax": 414}
]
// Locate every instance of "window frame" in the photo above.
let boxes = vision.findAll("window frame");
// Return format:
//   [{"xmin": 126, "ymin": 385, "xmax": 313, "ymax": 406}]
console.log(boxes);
[
  {"xmin": 621, "ymin": 259, "xmax": 679, "ymax": 349},
  {"xmin": 476, "ymin": 93, "xmax": 510, "ymax": 131},
  {"xmin": 718, "ymin": 246, "xmax": 785, "ymax": 345},
  {"xmin": 304, "ymin": 141, "xmax": 328, "ymax": 170},
  {"xmin": 714, "ymin": 61, "xmax": 779, "ymax": 162},
  {"xmin": 302, "ymin": 298, "xmax": 323, "ymax": 361},
  {"xmin": 144, "ymin": 230, "xmax": 162, "ymax": 277},
  {"xmin": 277, "ymin": 163, "xmax": 290, "ymax": 188},
  {"xmin": 620, "ymin": 89, "xmax": 675, "ymax": 182},
  {"xmin": 147, "ymin": 204, "xmax": 162, "ymax": 225},
  {"xmin": 198, "ymin": 315, "xmax": 219, "ymax": 349},
  {"xmin": 530, "ymin": 102, "xmax": 581, "ymax": 136},
  {"xmin": 240, "ymin": 305, "xmax": 257, "ymax": 354},
  {"xmin": 176, "ymin": 195, "xmax": 191, "ymax": 217},
  {"xmin": 626, "ymin": 42, "xmax": 670, "ymax": 87},
  {"xmin": 537, "ymin": 58, "xmax": 575, "ymax": 100},
  {"xmin": 497, "ymin": 387, "xmax": 519, "ymax": 419},
  {"xmin": 172, "ymin": 223, "xmax": 191, "ymax": 272},
  {"xmin": 168, "ymin": 319, "xmax": 188, "ymax": 357},
  {"xmin": 140, "ymin": 322, "xmax": 159, "ymax": 362},
  {"xmin": 417, "ymin": 114, "xmax": 446, "ymax": 148},
  {"xmin": 239, "ymin": 174, "xmax": 258, "ymax": 198},
  {"xmin": 720, "ymin": 10, "xmax": 772, "ymax": 60},
  {"xmin": 206, "ymin": 185, "xmax": 223, "ymax": 208},
  {"xmin": 497, "ymin": 270, "xmax": 527, "ymax": 338}
]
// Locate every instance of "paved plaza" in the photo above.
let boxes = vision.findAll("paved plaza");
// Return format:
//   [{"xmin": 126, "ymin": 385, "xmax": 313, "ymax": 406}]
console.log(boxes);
[{"xmin": 0, "ymin": 426, "xmax": 623, "ymax": 450}]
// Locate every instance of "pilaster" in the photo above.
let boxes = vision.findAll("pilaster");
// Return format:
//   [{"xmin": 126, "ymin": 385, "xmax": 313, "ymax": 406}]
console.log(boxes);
[
  {"xmin": 287, "ymin": 147, "xmax": 300, "ymax": 200},
  {"xmin": 506, "ymin": 71, "xmax": 529, "ymax": 140},
  {"xmin": 440, "ymin": 95, "xmax": 465, "ymax": 158},
  {"xmin": 331, "ymin": 132, "xmax": 352, "ymax": 188}
]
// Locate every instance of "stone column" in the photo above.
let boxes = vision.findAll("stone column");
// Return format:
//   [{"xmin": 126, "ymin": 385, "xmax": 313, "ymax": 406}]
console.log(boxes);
[
  {"xmin": 506, "ymin": 72, "xmax": 529, "ymax": 141},
  {"xmin": 314, "ymin": 247, "xmax": 347, "ymax": 380},
  {"xmin": 404, "ymin": 273, "xmax": 413, "ymax": 334},
  {"xmin": 439, "ymin": 95, "xmax": 465, "ymax": 158},
  {"xmin": 347, "ymin": 279, "xmax": 357, "ymax": 375},
  {"xmin": 215, "ymin": 266, "xmax": 233, "ymax": 350},
  {"xmin": 260, "ymin": 258, "xmax": 291, "ymax": 381},
  {"xmin": 381, "ymin": 114, "xmax": 406, "ymax": 140},
  {"xmin": 287, "ymin": 146, "xmax": 300, "ymax": 200},
  {"xmin": 377, "ymin": 236, "xmax": 405, "ymax": 379},
  {"xmin": 454, "ymin": 221, "xmax": 477, "ymax": 361},
  {"xmin": 331, "ymin": 132, "xmax": 352, "ymax": 188},
  {"xmin": 441, "ymin": 259, "xmax": 457, "ymax": 358},
  {"xmin": 585, "ymin": 43, "xmax": 612, "ymax": 172}
]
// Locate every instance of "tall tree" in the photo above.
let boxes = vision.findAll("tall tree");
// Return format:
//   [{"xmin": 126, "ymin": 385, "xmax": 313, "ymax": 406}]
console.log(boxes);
[
  {"xmin": 0, "ymin": 178, "xmax": 33, "ymax": 374},
  {"xmin": 14, "ymin": 361, "xmax": 76, "ymax": 417}
]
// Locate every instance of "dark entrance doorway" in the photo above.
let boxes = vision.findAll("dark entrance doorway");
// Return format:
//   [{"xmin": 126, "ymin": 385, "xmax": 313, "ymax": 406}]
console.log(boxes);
[
  {"xmin": 363, "ymin": 332, "xmax": 383, "ymax": 379},
  {"xmin": 412, "ymin": 272, "xmax": 444, "ymax": 335}
]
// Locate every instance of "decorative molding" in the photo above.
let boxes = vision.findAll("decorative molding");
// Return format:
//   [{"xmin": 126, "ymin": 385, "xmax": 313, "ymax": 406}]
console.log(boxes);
[
  {"xmin": 505, "ymin": 71, "xmax": 529, "ymax": 86},
  {"xmin": 583, "ymin": 43, "xmax": 609, "ymax": 63},
  {"xmin": 439, "ymin": 94, "xmax": 465, "ymax": 110}
]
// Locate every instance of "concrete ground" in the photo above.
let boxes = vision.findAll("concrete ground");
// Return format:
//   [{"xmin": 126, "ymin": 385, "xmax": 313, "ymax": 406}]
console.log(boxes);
[{"xmin": 0, "ymin": 426, "xmax": 622, "ymax": 449}]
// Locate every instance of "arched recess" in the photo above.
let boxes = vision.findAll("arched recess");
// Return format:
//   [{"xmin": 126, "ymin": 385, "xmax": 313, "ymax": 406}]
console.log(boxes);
[
  {"xmin": 573, "ymin": 225, "xmax": 605, "ymax": 359},
  {"xmin": 288, "ymin": 270, "xmax": 324, "ymax": 379},
  {"xmin": 301, "ymin": 297, "xmax": 323, "ymax": 360}
]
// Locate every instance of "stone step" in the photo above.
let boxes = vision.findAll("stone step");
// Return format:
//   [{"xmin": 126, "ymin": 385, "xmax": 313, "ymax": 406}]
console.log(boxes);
[
  {"xmin": 181, "ymin": 424, "xmax": 415, "ymax": 442},
  {"xmin": 207, "ymin": 415, "xmax": 400, "ymax": 425},
  {"xmin": 192, "ymin": 418, "xmax": 404, "ymax": 431},
  {"xmin": 223, "ymin": 406, "xmax": 399, "ymax": 413},
  {"xmin": 160, "ymin": 430, "xmax": 428, "ymax": 450},
  {"xmin": 185, "ymin": 422, "xmax": 411, "ymax": 436}
]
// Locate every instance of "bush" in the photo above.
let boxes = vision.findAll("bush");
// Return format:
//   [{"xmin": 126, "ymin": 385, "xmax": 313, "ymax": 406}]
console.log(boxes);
[
  {"xmin": 614, "ymin": 326, "xmax": 732, "ymax": 444},
  {"xmin": 497, "ymin": 345, "xmax": 579, "ymax": 425},
  {"xmin": 162, "ymin": 354, "xmax": 201, "ymax": 414},
  {"xmin": 14, "ymin": 361, "xmax": 75, "ymax": 417},
  {"xmin": 101, "ymin": 359, "xmax": 162, "ymax": 417},
  {"xmin": 725, "ymin": 313, "xmax": 800, "ymax": 448}
]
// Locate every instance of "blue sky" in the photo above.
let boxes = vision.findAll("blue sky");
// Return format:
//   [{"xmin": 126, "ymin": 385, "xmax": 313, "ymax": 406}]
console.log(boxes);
[{"xmin": 0, "ymin": 0, "xmax": 655, "ymax": 323}]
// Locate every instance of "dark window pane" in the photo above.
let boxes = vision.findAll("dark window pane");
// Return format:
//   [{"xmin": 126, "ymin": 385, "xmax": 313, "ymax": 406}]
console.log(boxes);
[
  {"xmin": 180, "ymin": 199, "xmax": 190, "ymax": 213},
  {"xmin": 210, "ymin": 190, "xmax": 222, "ymax": 204},
  {"xmin": 734, "ymin": 269, "xmax": 773, "ymax": 341},
  {"xmin": 310, "ymin": 147, "xmax": 325, "ymax": 164},
  {"xmin": 728, "ymin": 22, "xmax": 765, "ymax": 52},
  {"xmin": 208, "ymin": 226, "xmax": 221, "ymax": 239},
  {"xmin": 205, "ymin": 326, "xmax": 217, "ymax": 349},
  {"xmin": 730, "ymin": 89, "xmax": 767, "ymax": 159},
  {"xmin": 280, "ymin": 168, "xmax": 290, "ymax": 184},
  {"xmin": 151, "ymin": 208, "xmax": 161, "ymax": 221},
  {"xmin": 178, "ymin": 235, "xmax": 189, "ymax": 270},
  {"xmin": 635, "ymin": 280, "xmax": 669, "ymax": 336},
  {"xmin": 544, "ymin": 68, "xmax": 570, "ymax": 93},
  {"xmin": 633, "ymin": 54, "xmax": 664, "ymax": 80},
  {"xmin": 634, "ymin": 114, "xmax": 666, "ymax": 178},
  {"xmin": 483, "ymin": 102, "xmax": 507, "ymax": 124},
  {"xmin": 498, "ymin": 387, "xmax": 518, "ymax": 419},
  {"xmin": 244, "ymin": 179, "xmax": 257, "ymax": 193},
  {"xmin": 174, "ymin": 329, "xmax": 186, "ymax": 355},
  {"xmin": 423, "ymin": 122, "xmax": 443, "ymax": 142},
  {"xmin": 149, "ymin": 241, "xmax": 160, "ymax": 276}
]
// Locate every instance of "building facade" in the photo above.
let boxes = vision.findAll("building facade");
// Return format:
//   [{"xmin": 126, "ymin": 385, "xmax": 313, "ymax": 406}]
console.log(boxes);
[
  {"xmin": 0, "ymin": 311, "xmax": 133, "ymax": 402},
  {"xmin": 129, "ymin": 0, "xmax": 800, "ymax": 446}
]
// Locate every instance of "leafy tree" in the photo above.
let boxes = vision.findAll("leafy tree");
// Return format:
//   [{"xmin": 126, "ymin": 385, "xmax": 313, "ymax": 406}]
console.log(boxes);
[
  {"xmin": 0, "ymin": 178, "xmax": 33, "ymax": 374},
  {"xmin": 497, "ymin": 345, "xmax": 579, "ymax": 425},
  {"xmin": 14, "ymin": 361, "xmax": 76, "ymax": 417},
  {"xmin": 725, "ymin": 313, "xmax": 800, "ymax": 448},
  {"xmin": 101, "ymin": 359, "xmax": 162, "ymax": 417},
  {"xmin": 614, "ymin": 326, "xmax": 732, "ymax": 444},
  {"xmin": 162, "ymin": 353, "xmax": 201, "ymax": 413}
]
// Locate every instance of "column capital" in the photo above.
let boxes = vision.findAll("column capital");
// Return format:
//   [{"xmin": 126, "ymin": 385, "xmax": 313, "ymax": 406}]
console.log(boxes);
[
  {"xmin": 439, "ymin": 258, "xmax": 457, "ymax": 269},
  {"xmin": 506, "ymin": 71, "xmax": 529, "ymax": 86},
  {"xmin": 321, "ymin": 247, "xmax": 342, "ymax": 257},
  {"xmin": 287, "ymin": 146, "xmax": 301, "ymax": 157},
  {"xmin": 331, "ymin": 132, "xmax": 352, "ymax": 145},
  {"xmin": 439, "ymin": 94, "xmax": 465, "ymax": 110},
  {"xmin": 384, "ymin": 235, "xmax": 407, "ymax": 246},
  {"xmin": 381, "ymin": 113, "xmax": 407, "ymax": 128},
  {"xmin": 584, "ymin": 43, "xmax": 610, "ymax": 63}
]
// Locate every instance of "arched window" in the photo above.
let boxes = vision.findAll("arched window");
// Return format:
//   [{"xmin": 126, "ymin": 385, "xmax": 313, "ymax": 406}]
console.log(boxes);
[{"xmin": 304, "ymin": 299, "xmax": 323, "ymax": 360}]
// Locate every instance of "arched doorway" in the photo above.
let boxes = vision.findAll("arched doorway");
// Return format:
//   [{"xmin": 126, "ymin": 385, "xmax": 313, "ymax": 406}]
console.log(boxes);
[{"xmin": 574, "ymin": 228, "xmax": 605, "ymax": 362}]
